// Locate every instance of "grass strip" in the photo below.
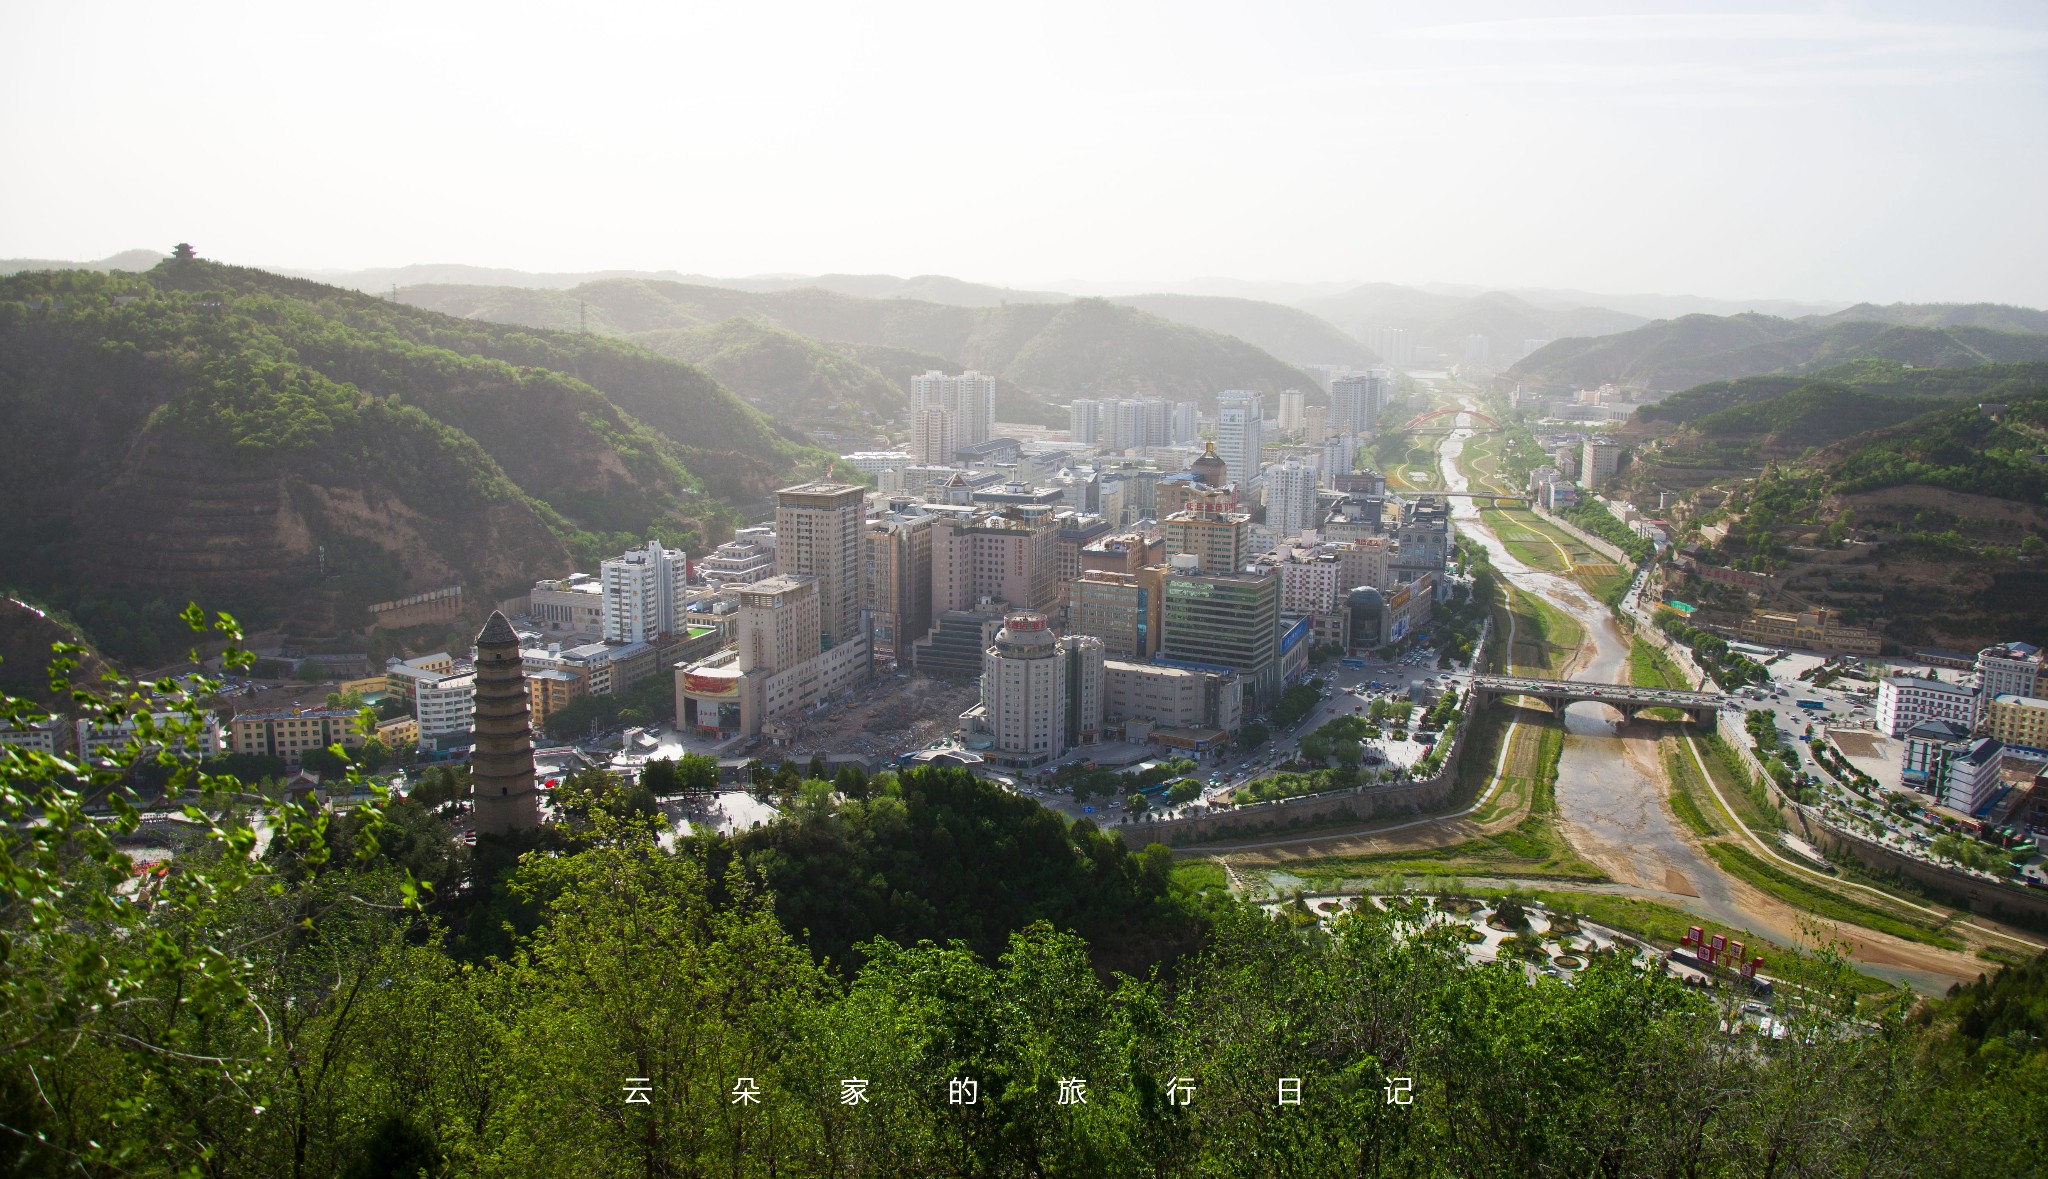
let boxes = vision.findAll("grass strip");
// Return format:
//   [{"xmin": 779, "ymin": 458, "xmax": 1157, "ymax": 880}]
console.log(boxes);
[{"xmin": 1704, "ymin": 842, "xmax": 1960, "ymax": 949}]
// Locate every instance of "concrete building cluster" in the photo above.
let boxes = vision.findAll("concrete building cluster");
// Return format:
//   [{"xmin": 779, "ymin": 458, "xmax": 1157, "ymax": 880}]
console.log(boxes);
[{"xmin": 1880, "ymin": 642, "xmax": 2047, "ymax": 815}]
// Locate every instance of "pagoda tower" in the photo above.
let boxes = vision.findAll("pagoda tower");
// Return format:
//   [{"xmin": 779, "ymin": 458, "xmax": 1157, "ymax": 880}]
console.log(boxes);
[{"xmin": 471, "ymin": 610, "xmax": 539, "ymax": 834}]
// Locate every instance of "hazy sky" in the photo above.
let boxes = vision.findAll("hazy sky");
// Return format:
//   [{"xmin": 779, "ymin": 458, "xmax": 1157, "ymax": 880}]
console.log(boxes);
[{"xmin": 4, "ymin": 1, "xmax": 2046, "ymax": 305}]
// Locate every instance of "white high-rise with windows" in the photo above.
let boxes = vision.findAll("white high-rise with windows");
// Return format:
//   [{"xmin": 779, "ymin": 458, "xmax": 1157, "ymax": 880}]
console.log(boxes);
[
  {"xmin": 1277, "ymin": 390, "xmax": 1306, "ymax": 432},
  {"xmin": 1068, "ymin": 399, "xmax": 1100, "ymax": 444},
  {"xmin": 1263, "ymin": 458, "xmax": 1319, "ymax": 539},
  {"xmin": 912, "ymin": 406, "xmax": 956, "ymax": 465},
  {"xmin": 912, "ymin": 371, "xmax": 997, "ymax": 447},
  {"xmin": 1171, "ymin": 401, "xmax": 1199, "ymax": 444},
  {"xmin": 1321, "ymin": 433, "xmax": 1357, "ymax": 487},
  {"xmin": 1215, "ymin": 391, "xmax": 1264, "ymax": 489},
  {"xmin": 602, "ymin": 539, "xmax": 689, "ymax": 643}
]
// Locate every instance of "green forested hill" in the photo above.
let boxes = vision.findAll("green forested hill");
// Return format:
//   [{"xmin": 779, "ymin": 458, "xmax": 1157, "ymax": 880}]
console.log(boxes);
[
  {"xmin": 1639, "ymin": 360, "xmax": 2048, "ymax": 432},
  {"xmin": 0, "ymin": 259, "xmax": 828, "ymax": 661},
  {"xmin": 1516, "ymin": 308, "xmax": 2048, "ymax": 391},
  {"xmin": 401, "ymin": 279, "xmax": 1322, "ymax": 406},
  {"xmin": 635, "ymin": 318, "xmax": 908, "ymax": 423}
]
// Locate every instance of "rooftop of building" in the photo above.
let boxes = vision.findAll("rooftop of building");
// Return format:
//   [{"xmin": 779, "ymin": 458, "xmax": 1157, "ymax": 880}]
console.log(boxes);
[
  {"xmin": 1884, "ymin": 673, "xmax": 1976, "ymax": 694},
  {"xmin": 1953, "ymin": 736, "xmax": 2005, "ymax": 766},
  {"xmin": 776, "ymin": 480, "xmax": 867, "ymax": 502},
  {"xmin": 1903, "ymin": 718, "xmax": 1974, "ymax": 741},
  {"xmin": 738, "ymin": 574, "xmax": 818, "ymax": 599},
  {"xmin": 231, "ymin": 706, "xmax": 363, "ymax": 722},
  {"xmin": 1981, "ymin": 642, "xmax": 2043, "ymax": 662}
]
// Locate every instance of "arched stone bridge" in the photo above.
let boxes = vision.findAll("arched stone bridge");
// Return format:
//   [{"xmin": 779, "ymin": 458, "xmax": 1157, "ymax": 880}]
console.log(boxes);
[{"xmin": 1468, "ymin": 674, "xmax": 1727, "ymax": 725}]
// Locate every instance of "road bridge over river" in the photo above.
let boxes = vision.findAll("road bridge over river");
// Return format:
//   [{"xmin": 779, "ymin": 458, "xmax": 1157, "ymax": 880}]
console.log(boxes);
[{"xmin": 1468, "ymin": 674, "xmax": 1726, "ymax": 725}]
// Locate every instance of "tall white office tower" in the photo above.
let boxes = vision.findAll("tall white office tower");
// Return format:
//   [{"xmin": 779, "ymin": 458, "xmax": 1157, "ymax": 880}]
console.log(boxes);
[
  {"xmin": 1263, "ymin": 459, "xmax": 1318, "ymax": 539},
  {"xmin": 1215, "ymin": 391, "xmax": 1265, "ymax": 489}
]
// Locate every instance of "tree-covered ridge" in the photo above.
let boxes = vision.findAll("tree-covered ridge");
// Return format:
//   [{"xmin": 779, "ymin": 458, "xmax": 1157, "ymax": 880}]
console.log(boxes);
[
  {"xmin": 1822, "ymin": 396, "xmax": 2048, "ymax": 502},
  {"xmin": 144, "ymin": 257, "xmax": 830, "ymax": 494},
  {"xmin": 712, "ymin": 767, "xmax": 1207, "ymax": 977},
  {"xmin": 635, "ymin": 316, "xmax": 908, "ymax": 424},
  {"xmin": 1515, "ymin": 305, "xmax": 2048, "ymax": 392},
  {"xmin": 1638, "ymin": 359, "xmax": 2048, "ymax": 429},
  {"xmin": 0, "ymin": 260, "xmax": 832, "ymax": 661}
]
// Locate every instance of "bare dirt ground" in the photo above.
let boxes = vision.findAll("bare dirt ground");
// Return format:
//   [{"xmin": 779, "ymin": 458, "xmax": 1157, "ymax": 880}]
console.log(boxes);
[{"xmin": 779, "ymin": 673, "xmax": 979, "ymax": 759}]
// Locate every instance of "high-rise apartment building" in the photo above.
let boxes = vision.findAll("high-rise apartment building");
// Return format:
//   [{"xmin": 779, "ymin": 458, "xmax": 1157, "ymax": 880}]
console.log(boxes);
[
  {"xmin": 1262, "ymin": 458, "xmax": 1318, "ymax": 538},
  {"xmin": 1068, "ymin": 399, "xmax": 1100, "ymax": 444},
  {"xmin": 1277, "ymin": 390, "xmax": 1306, "ymax": 432},
  {"xmin": 912, "ymin": 406, "xmax": 956, "ymax": 466},
  {"xmin": 912, "ymin": 370, "xmax": 997, "ymax": 447},
  {"xmin": 1215, "ymin": 391, "xmax": 1264, "ymax": 489},
  {"xmin": 1330, "ymin": 373, "xmax": 1385, "ymax": 436},
  {"xmin": 1062, "ymin": 633, "xmax": 1105, "ymax": 747},
  {"xmin": 1321, "ymin": 434, "xmax": 1356, "ymax": 488},
  {"xmin": 1162, "ymin": 492, "xmax": 1250, "ymax": 574},
  {"xmin": 774, "ymin": 481, "xmax": 866, "ymax": 647},
  {"xmin": 601, "ymin": 539, "xmax": 688, "ymax": 644},
  {"xmin": 1159, "ymin": 561, "xmax": 1282, "ymax": 707},
  {"xmin": 1068, "ymin": 397, "xmax": 1179, "ymax": 451},
  {"xmin": 930, "ymin": 506, "xmax": 1059, "ymax": 616},
  {"xmin": 1067, "ymin": 568, "xmax": 1164, "ymax": 661},
  {"xmin": 1581, "ymin": 437, "xmax": 1624, "ymax": 487},
  {"xmin": 1303, "ymin": 404, "xmax": 1328, "ymax": 443},
  {"xmin": 860, "ymin": 498, "xmax": 934, "ymax": 664},
  {"xmin": 1363, "ymin": 327, "xmax": 1412, "ymax": 367},
  {"xmin": 472, "ymin": 612, "xmax": 539, "ymax": 835},
  {"xmin": 1171, "ymin": 401, "xmax": 1199, "ymax": 444}
]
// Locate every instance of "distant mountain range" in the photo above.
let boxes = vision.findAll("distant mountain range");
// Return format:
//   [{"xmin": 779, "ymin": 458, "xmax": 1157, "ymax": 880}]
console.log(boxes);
[
  {"xmin": 1300, "ymin": 284, "xmax": 1649, "ymax": 358},
  {"xmin": 0, "ymin": 258, "xmax": 829, "ymax": 664},
  {"xmin": 393, "ymin": 280, "xmax": 1325, "ymax": 421},
  {"xmin": 1513, "ymin": 306, "xmax": 2048, "ymax": 392}
]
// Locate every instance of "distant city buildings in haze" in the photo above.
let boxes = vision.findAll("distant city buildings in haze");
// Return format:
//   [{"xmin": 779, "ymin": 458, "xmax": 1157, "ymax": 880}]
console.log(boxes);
[
  {"xmin": 912, "ymin": 371, "xmax": 997, "ymax": 448},
  {"xmin": 1214, "ymin": 391, "xmax": 1264, "ymax": 489}
]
